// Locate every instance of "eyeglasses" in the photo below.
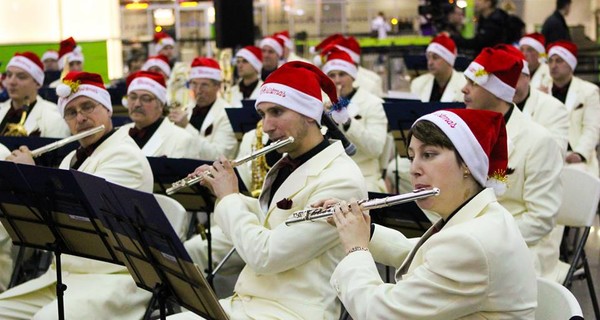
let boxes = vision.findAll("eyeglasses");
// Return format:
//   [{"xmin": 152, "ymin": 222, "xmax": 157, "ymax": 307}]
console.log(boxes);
[
  {"xmin": 63, "ymin": 102, "xmax": 99, "ymax": 120},
  {"xmin": 127, "ymin": 94, "xmax": 156, "ymax": 104}
]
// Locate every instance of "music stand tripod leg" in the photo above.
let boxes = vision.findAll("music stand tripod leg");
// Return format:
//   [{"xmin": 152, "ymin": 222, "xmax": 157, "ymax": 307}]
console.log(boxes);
[{"xmin": 48, "ymin": 242, "xmax": 67, "ymax": 320}]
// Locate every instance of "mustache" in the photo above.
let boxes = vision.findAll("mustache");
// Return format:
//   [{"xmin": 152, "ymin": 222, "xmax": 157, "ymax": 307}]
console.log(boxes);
[{"xmin": 131, "ymin": 107, "xmax": 146, "ymax": 114}]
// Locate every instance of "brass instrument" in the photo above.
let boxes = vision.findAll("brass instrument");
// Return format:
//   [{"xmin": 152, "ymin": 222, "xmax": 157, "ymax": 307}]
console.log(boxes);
[
  {"xmin": 218, "ymin": 48, "xmax": 234, "ymax": 103},
  {"xmin": 166, "ymin": 62, "xmax": 191, "ymax": 114},
  {"xmin": 2, "ymin": 97, "xmax": 31, "ymax": 137},
  {"xmin": 250, "ymin": 120, "xmax": 270, "ymax": 197},
  {"xmin": 284, "ymin": 188, "xmax": 440, "ymax": 225},
  {"xmin": 166, "ymin": 136, "xmax": 295, "ymax": 195},
  {"xmin": 30, "ymin": 125, "xmax": 105, "ymax": 158}
]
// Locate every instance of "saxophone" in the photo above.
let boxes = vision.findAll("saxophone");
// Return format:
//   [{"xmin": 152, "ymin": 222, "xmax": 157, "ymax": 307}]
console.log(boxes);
[
  {"xmin": 218, "ymin": 48, "xmax": 234, "ymax": 104},
  {"xmin": 250, "ymin": 120, "xmax": 270, "ymax": 197},
  {"xmin": 2, "ymin": 97, "xmax": 30, "ymax": 136}
]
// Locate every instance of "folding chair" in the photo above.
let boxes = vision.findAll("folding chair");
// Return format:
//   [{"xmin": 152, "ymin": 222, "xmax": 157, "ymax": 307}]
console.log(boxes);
[
  {"xmin": 536, "ymin": 277, "xmax": 583, "ymax": 320},
  {"xmin": 557, "ymin": 167, "xmax": 600, "ymax": 319},
  {"xmin": 154, "ymin": 194, "xmax": 190, "ymax": 242}
]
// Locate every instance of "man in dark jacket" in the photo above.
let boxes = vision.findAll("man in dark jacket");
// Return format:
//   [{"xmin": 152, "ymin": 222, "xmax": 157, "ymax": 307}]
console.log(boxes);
[
  {"xmin": 451, "ymin": 0, "xmax": 508, "ymax": 54},
  {"xmin": 542, "ymin": 0, "xmax": 571, "ymax": 43}
]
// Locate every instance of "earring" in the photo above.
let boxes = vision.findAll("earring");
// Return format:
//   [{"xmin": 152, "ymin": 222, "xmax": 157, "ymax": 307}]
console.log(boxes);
[{"xmin": 463, "ymin": 170, "xmax": 470, "ymax": 178}]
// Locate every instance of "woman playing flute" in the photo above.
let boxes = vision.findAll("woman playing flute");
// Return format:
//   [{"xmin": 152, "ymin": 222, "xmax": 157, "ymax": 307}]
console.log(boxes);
[{"xmin": 326, "ymin": 109, "xmax": 538, "ymax": 319}]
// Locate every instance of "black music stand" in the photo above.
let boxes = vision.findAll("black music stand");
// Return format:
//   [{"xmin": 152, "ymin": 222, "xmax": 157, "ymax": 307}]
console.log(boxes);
[
  {"xmin": 383, "ymin": 101, "xmax": 464, "ymax": 193},
  {"xmin": 0, "ymin": 136, "xmax": 78, "ymax": 168},
  {"xmin": 147, "ymin": 157, "xmax": 247, "ymax": 285},
  {"xmin": 0, "ymin": 163, "xmax": 123, "ymax": 320},
  {"xmin": 93, "ymin": 181, "xmax": 228, "ymax": 320},
  {"xmin": 225, "ymin": 101, "xmax": 260, "ymax": 139}
]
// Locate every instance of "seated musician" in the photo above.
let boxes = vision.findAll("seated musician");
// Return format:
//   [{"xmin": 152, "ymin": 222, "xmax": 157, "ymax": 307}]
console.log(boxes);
[
  {"xmin": 0, "ymin": 71, "xmax": 154, "ymax": 319},
  {"xmin": 116, "ymin": 70, "xmax": 199, "ymax": 158},
  {"xmin": 170, "ymin": 61, "xmax": 367, "ymax": 319},
  {"xmin": 327, "ymin": 109, "xmax": 537, "ymax": 319},
  {"xmin": 0, "ymin": 52, "xmax": 69, "ymax": 138}
]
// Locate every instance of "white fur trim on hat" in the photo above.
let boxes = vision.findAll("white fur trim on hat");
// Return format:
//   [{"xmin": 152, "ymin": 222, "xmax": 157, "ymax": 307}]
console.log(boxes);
[
  {"xmin": 189, "ymin": 66, "xmax": 222, "ymax": 81},
  {"xmin": 57, "ymin": 84, "xmax": 112, "ymax": 117},
  {"xmin": 7, "ymin": 56, "xmax": 44, "ymax": 85},
  {"xmin": 58, "ymin": 47, "xmax": 84, "ymax": 70},
  {"xmin": 426, "ymin": 42, "xmax": 456, "ymax": 66},
  {"xmin": 128, "ymin": 77, "xmax": 167, "ymax": 104},
  {"xmin": 142, "ymin": 59, "xmax": 171, "ymax": 77},
  {"xmin": 235, "ymin": 48, "xmax": 263, "ymax": 72},
  {"xmin": 156, "ymin": 37, "xmax": 175, "ymax": 53},
  {"xmin": 548, "ymin": 46, "xmax": 577, "ymax": 71},
  {"xmin": 276, "ymin": 34, "xmax": 294, "ymax": 49},
  {"xmin": 519, "ymin": 37, "xmax": 545, "ymax": 54},
  {"xmin": 334, "ymin": 45, "xmax": 360, "ymax": 64},
  {"xmin": 322, "ymin": 59, "xmax": 358, "ymax": 79},
  {"xmin": 42, "ymin": 51, "xmax": 59, "ymax": 62},
  {"xmin": 260, "ymin": 38, "xmax": 283, "ymax": 57},
  {"xmin": 416, "ymin": 110, "xmax": 489, "ymax": 187},
  {"xmin": 255, "ymin": 83, "xmax": 323, "ymax": 123},
  {"xmin": 464, "ymin": 61, "xmax": 516, "ymax": 103}
]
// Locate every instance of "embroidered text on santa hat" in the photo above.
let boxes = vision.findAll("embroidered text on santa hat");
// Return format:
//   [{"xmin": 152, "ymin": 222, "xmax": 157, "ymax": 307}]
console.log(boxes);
[
  {"xmin": 126, "ymin": 70, "xmax": 167, "ymax": 104},
  {"xmin": 7, "ymin": 52, "xmax": 45, "ymax": 85},
  {"xmin": 189, "ymin": 57, "xmax": 222, "ymax": 81},
  {"xmin": 56, "ymin": 71, "xmax": 112, "ymax": 117},
  {"xmin": 255, "ymin": 61, "xmax": 339, "ymax": 124},
  {"xmin": 415, "ymin": 109, "xmax": 509, "ymax": 195}
]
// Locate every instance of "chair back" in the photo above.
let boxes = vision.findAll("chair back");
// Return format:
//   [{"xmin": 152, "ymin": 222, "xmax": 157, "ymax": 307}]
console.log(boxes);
[
  {"xmin": 557, "ymin": 167, "xmax": 600, "ymax": 227},
  {"xmin": 535, "ymin": 277, "xmax": 583, "ymax": 320},
  {"xmin": 154, "ymin": 194, "xmax": 189, "ymax": 241}
]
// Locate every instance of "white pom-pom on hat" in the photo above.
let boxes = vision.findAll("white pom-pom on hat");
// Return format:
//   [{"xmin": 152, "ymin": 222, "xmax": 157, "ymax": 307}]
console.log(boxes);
[{"xmin": 56, "ymin": 83, "xmax": 72, "ymax": 98}]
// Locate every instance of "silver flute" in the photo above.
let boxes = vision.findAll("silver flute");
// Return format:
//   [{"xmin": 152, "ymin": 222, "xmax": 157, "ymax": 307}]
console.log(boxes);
[
  {"xmin": 30, "ymin": 125, "xmax": 105, "ymax": 158},
  {"xmin": 166, "ymin": 136, "xmax": 295, "ymax": 195},
  {"xmin": 284, "ymin": 187, "xmax": 440, "ymax": 225}
]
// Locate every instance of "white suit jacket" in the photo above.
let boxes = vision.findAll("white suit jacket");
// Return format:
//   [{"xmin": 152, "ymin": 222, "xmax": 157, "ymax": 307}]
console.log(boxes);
[
  {"xmin": 0, "ymin": 132, "xmax": 154, "ymax": 319},
  {"xmin": 343, "ymin": 87, "xmax": 388, "ymax": 192},
  {"xmin": 410, "ymin": 70, "xmax": 467, "ymax": 102},
  {"xmin": 0, "ymin": 96, "xmax": 69, "ymax": 138},
  {"xmin": 184, "ymin": 97, "xmax": 238, "ymax": 160},
  {"xmin": 356, "ymin": 66, "xmax": 384, "ymax": 97},
  {"xmin": 228, "ymin": 79, "xmax": 263, "ymax": 108},
  {"xmin": 500, "ymin": 107, "xmax": 565, "ymax": 281},
  {"xmin": 522, "ymin": 87, "xmax": 570, "ymax": 154},
  {"xmin": 530, "ymin": 63, "xmax": 552, "ymax": 91},
  {"xmin": 331, "ymin": 189, "xmax": 537, "ymax": 319},
  {"xmin": 214, "ymin": 141, "xmax": 367, "ymax": 320},
  {"xmin": 117, "ymin": 118, "xmax": 200, "ymax": 158},
  {"xmin": 564, "ymin": 76, "xmax": 600, "ymax": 176}
]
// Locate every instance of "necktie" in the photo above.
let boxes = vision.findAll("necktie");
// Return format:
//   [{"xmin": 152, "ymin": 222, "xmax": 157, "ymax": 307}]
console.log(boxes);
[{"xmin": 396, "ymin": 218, "xmax": 445, "ymax": 279}]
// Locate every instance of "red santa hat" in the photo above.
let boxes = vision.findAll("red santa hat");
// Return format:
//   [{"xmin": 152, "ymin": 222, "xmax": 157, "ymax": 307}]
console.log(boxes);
[
  {"xmin": 6, "ymin": 52, "xmax": 45, "ymax": 85},
  {"xmin": 153, "ymin": 32, "xmax": 176, "ymax": 53},
  {"xmin": 519, "ymin": 33, "xmax": 546, "ymax": 55},
  {"xmin": 547, "ymin": 40, "xmax": 578, "ymax": 71},
  {"xmin": 259, "ymin": 36, "xmax": 285, "ymax": 57},
  {"xmin": 495, "ymin": 44, "xmax": 529, "ymax": 75},
  {"xmin": 464, "ymin": 47, "xmax": 522, "ymax": 103},
  {"xmin": 415, "ymin": 109, "xmax": 508, "ymax": 195},
  {"xmin": 189, "ymin": 57, "xmax": 222, "ymax": 81},
  {"xmin": 41, "ymin": 50, "xmax": 59, "ymax": 62},
  {"xmin": 275, "ymin": 30, "xmax": 294, "ymax": 49},
  {"xmin": 235, "ymin": 46, "xmax": 263, "ymax": 72},
  {"xmin": 56, "ymin": 71, "xmax": 112, "ymax": 117},
  {"xmin": 255, "ymin": 61, "xmax": 338, "ymax": 124},
  {"xmin": 126, "ymin": 71, "xmax": 167, "ymax": 104},
  {"xmin": 311, "ymin": 34, "xmax": 344, "ymax": 54},
  {"xmin": 426, "ymin": 34, "xmax": 457, "ymax": 66},
  {"xmin": 334, "ymin": 37, "xmax": 361, "ymax": 64},
  {"xmin": 58, "ymin": 37, "xmax": 84, "ymax": 70},
  {"xmin": 321, "ymin": 47, "xmax": 358, "ymax": 79},
  {"xmin": 142, "ymin": 55, "xmax": 171, "ymax": 77}
]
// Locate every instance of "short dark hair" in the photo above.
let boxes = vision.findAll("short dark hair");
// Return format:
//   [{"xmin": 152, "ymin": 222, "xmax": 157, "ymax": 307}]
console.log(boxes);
[
  {"xmin": 557, "ymin": 0, "xmax": 571, "ymax": 10},
  {"xmin": 407, "ymin": 120, "xmax": 464, "ymax": 166},
  {"xmin": 490, "ymin": 0, "xmax": 498, "ymax": 7}
]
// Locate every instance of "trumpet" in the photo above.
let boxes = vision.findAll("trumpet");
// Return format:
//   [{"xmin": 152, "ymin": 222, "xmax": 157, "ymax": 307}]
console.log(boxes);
[
  {"xmin": 166, "ymin": 137, "xmax": 295, "ymax": 195},
  {"xmin": 284, "ymin": 187, "xmax": 440, "ymax": 225},
  {"xmin": 30, "ymin": 125, "xmax": 106, "ymax": 157}
]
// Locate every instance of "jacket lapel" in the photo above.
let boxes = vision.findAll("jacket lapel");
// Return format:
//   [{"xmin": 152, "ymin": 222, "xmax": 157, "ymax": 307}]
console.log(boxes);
[{"xmin": 141, "ymin": 120, "xmax": 166, "ymax": 156}]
